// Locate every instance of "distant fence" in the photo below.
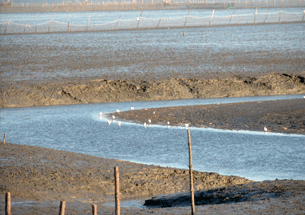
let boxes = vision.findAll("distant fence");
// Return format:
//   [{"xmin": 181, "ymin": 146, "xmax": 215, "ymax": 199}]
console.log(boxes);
[
  {"xmin": 1, "ymin": 9, "xmax": 304, "ymax": 35},
  {"xmin": 1, "ymin": 0, "xmax": 305, "ymax": 13}
]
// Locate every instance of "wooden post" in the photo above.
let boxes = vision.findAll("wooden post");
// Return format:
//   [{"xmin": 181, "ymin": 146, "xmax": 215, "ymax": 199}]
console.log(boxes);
[
  {"xmin": 156, "ymin": 17, "xmax": 162, "ymax": 28},
  {"xmin": 187, "ymin": 130, "xmax": 195, "ymax": 215},
  {"xmin": 229, "ymin": 11, "xmax": 235, "ymax": 24},
  {"xmin": 278, "ymin": 9, "xmax": 282, "ymax": 23},
  {"xmin": 137, "ymin": 10, "xmax": 143, "ymax": 29},
  {"xmin": 48, "ymin": 17, "xmax": 52, "ymax": 33},
  {"xmin": 4, "ymin": 18, "xmax": 11, "ymax": 34},
  {"xmin": 92, "ymin": 204, "xmax": 97, "ymax": 215},
  {"xmin": 24, "ymin": 21, "xmax": 28, "ymax": 33},
  {"xmin": 114, "ymin": 166, "xmax": 120, "ymax": 215},
  {"xmin": 114, "ymin": 15, "xmax": 121, "ymax": 29},
  {"xmin": 184, "ymin": 7, "xmax": 192, "ymax": 28},
  {"xmin": 86, "ymin": 16, "xmax": 90, "ymax": 31},
  {"xmin": 68, "ymin": 12, "xmax": 70, "ymax": 32},
  {"xmin": 5, "ymin": 192, "xmax": 11, "ymax": 215},
  {"xmin": 264, "ymin": 10, "xmax": 268, "ymax": 23},
  {"xmin": 254, "ymin": 7, "xmax": 257, "ymax": 24},
  {"xmin": 3, "ymin": 133, "xmax": 6, "ymax": 144},
  {"xmin": 209, "ymin": 9, "xmax": 215, "ymax": 26},
  {"xmin": 59, "ymin": 201, "xmax": 66, "ymax": 215}
]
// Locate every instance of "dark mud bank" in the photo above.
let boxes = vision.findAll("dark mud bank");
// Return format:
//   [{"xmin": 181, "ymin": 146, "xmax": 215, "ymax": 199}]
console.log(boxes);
[{"xmin": 1, "ymin": 72, "xmax": 304, "ymax": 109}]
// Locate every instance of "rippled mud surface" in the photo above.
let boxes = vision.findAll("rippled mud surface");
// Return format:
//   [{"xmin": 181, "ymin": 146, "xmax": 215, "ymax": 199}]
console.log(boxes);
[{"xmin": 1, "ymin": 22, "xmax": 304, "ymax": 83}]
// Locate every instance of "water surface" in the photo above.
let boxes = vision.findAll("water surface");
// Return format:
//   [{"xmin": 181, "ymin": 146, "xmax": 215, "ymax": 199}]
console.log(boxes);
[{"xmin": 1, "ymin": 94, "xmax": 304, "ymax": 181}]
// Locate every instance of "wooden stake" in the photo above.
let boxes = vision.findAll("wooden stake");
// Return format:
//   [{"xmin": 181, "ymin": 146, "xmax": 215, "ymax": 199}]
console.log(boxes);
[
  {"xmin": 86, "ymin": 15, "xmax": 90, "ymax": 31},
  {"xmin": 209, "ymin": 9, "xmax": 215, "ymax": 26},
  {"xmin": 59, "ymin": 201, "xmax": 66, "ymax": 215},
  {"xmin": 156, "ymin": 17, "xmax": 162, "ymax": 28},
  {"xmin": 114, "ymin": 15, "xmax": 121, "ymax": 29},
  {"xmin": 48, "ymin": 17, "xmax": 52, "ymax": 33},
  {"xmin": 4, "ymin": 18, "xmax": 11, "ymax": 34},
  {"xmin": 187, "ymin": 130, "xmax": 195, "ymax": 215},
  {"xmin": 114, "ymin": 166, "xmax": 120, "ymax": 215},
  {"xmin": 184, "ymin": 7, "xmax": 192, "ymax": 28},
  {"xmin": 92, "ymin": 204, "xmax": 97, "ymax": 215},
  {"xmin": 5, "ymin": 192, "xmax": 11, "ymax": 215},
  {"xmin": 24, "ymin": 21, "xmax": 28, "ymax": 33},
  {"xmin": 137, "ymin": 10, "xmax": 143, "ymax": 29},
  {"xmin": 3, "ymin": 133, "xmax": 6, "ymax": 144}
]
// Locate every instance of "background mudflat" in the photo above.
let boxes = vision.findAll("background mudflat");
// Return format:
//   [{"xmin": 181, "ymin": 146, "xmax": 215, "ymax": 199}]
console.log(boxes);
[{"xmin": 114, "ymin": 98, "xmax": 305, "ymax": 134}]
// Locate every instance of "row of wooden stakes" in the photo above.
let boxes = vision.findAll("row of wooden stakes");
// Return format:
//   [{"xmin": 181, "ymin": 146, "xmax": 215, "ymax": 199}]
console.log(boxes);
[{"xmin": 3, "ymin": 130, "xmax": 196, "ymax": 215}]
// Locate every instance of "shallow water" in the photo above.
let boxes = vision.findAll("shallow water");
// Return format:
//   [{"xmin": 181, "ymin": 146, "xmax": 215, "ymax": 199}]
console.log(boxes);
[{"xmin": 1, "ymin": 94, "xmax": 304, "ymax": 181}]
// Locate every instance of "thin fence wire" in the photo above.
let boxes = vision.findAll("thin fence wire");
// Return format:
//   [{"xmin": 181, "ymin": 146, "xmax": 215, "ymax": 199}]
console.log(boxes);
[
  {"xmin": 1, "ymin": 0, "xmax": 305, "ymax": 12},
  {"xmin": 1, "ymin": 9, "xmax": 304, "ymax": 34}
]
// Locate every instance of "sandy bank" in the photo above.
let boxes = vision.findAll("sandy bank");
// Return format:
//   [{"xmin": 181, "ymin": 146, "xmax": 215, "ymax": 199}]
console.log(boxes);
[{"xmin": 1, "ymin": 72, "xmax": 304, "ymax": 109}]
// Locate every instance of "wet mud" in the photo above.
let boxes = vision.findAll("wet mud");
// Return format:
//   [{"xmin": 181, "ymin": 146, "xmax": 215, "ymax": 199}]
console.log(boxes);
[
  {"xmin": 1, "ymin": 72, "xmax": 304, "ymax": 109},
  {"xmin": 1, "ymin": 142, "xmax": 252, "ymax": 214},
  {"xmin": 114, "ymin": 98, "xmax": 305, "ymax": 134},
  {"xmin": 1, "ymin": 143, "xmax": 304, "ymax": 214}
]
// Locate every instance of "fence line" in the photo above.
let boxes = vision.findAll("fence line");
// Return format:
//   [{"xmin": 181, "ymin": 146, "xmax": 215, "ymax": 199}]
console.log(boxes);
[
  {"xmin": 1, "ymin": 9, "xmax": 304, "ymax": 35},
  {"xmin": 1, "ymin": 0, "xmax": 305, "ymax": 13}
]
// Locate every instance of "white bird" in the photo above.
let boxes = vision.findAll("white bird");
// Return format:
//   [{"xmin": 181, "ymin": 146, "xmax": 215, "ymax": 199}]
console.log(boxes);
[
  {"xmin": 131, "ymin": 107, "xmax": 135, "ymax": 110},
  {"xmin": 112, "ymin": 115, "xmax": 115, "ymax": 120},
  {"xmin": 99, "ymin": 112, "xmax": 103, "ymax": 116},
  {"xmin": 116, "ymin": 109, "xmax": 120, "ymax": 113},
  {"xmin": 264, "ymin": 126, "xmax": 268, "ymax": 132},
  {"xmin": 185, "ymin": 124, "xmax": 189, "ymax": 128},
  {"xmin": 148, "ymin": 119, "xmax": 151, "ymax": 123},
  {"xmin": 108, "ymin": 120, "xmax": 111, "ymax": 125},
  {"xmin": 144, "ymin": 122, "xmax": 147, "ymax": 128},
  {"xmin": 167, "ymin": 121, "xmax": 170, "ymax": 125},
  {"xmin": 153, "ymin": 111, "xmax": 155, "ymax": 114},
  {"xmin": 118, "ymin": 121, "xmax": 121, "ymax": 127}
]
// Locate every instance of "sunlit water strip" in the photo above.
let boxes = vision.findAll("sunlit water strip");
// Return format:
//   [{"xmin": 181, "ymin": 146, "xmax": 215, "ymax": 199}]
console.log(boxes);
[{"xmin": 1, "ymin": 94, "xmax": 304, "ymax": 181}]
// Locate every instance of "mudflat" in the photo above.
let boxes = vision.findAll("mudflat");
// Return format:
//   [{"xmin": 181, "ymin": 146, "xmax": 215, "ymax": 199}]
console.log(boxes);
[
  {"xmin": 114, "ymin": 98, "xmax": 305, "ymax": 134},
  {"xmin": 1, "ymin": 142, "xmax": 304, "ymax": 214},
  {"xmin": 1, "ymin": 72, "xmax": 305, "ymax": 109}
]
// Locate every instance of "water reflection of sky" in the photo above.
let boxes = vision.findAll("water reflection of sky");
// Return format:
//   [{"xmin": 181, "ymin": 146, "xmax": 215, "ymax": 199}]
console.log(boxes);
[{"xmin": 1, "ymin": 94, "xmax": 304, "ymax": 181}]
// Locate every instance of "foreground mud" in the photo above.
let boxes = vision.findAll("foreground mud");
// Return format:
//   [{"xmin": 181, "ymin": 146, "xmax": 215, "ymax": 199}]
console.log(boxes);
[
  {"xmin": 1, "ymin": 143, "xmax": 304, "ymax": 214},
  {"xmin": 0, "ymin": 143, "xmax": 251, "ymax": 213},
  {"xmin": 1, "ymin": 72, "xmax": 304, "ymax": 109},
  {"xmin": 114, "ymin": 98, "xmax": 305, "ymax": 134}
]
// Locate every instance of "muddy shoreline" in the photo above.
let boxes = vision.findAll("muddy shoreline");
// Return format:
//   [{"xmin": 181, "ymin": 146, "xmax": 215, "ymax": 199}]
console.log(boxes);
[
  {"xmin": 1, "ymin": 142, "xmax": 304, "ymax": 214},
  {"xmin": 1, "ymin": 72, "xmax": 304, "ymax": 109},
  {"xmin": 114, "ymin": 98, "xmax": 305, "ymax": 134},
  {"xmin": 1, "ymin": 142, "xmax": 253, "ymax": 214}
]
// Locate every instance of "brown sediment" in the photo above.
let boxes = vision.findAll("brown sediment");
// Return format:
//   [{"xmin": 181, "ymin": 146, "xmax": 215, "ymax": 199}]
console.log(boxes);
[
  {"xmin": 1, "ymin": 143, "xmax": 304, "ymax": 214},
  {"xmin": 1, "ymin": 72, "xmax": 304, "ymax": 109},
  {"xmin": 0, "ymin": 142, "xmax": 252, "ymax": 214},
  {"xmin": 114, "ymin": 98, "xmax": 305, "ymax": 134}
]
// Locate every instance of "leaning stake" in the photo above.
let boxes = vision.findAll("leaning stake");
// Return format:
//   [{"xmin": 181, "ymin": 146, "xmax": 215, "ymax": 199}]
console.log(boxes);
[
  {"xmin": 187, "ymin": 130, "xmax": 195, "ymax": 215},
  {"xmin": 115, "ymin": 166, "xmax": 120, "ymax": 215},
  {"xmin": 59, "ymin": 201, "xmax": 66, "ymax": 215}
]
